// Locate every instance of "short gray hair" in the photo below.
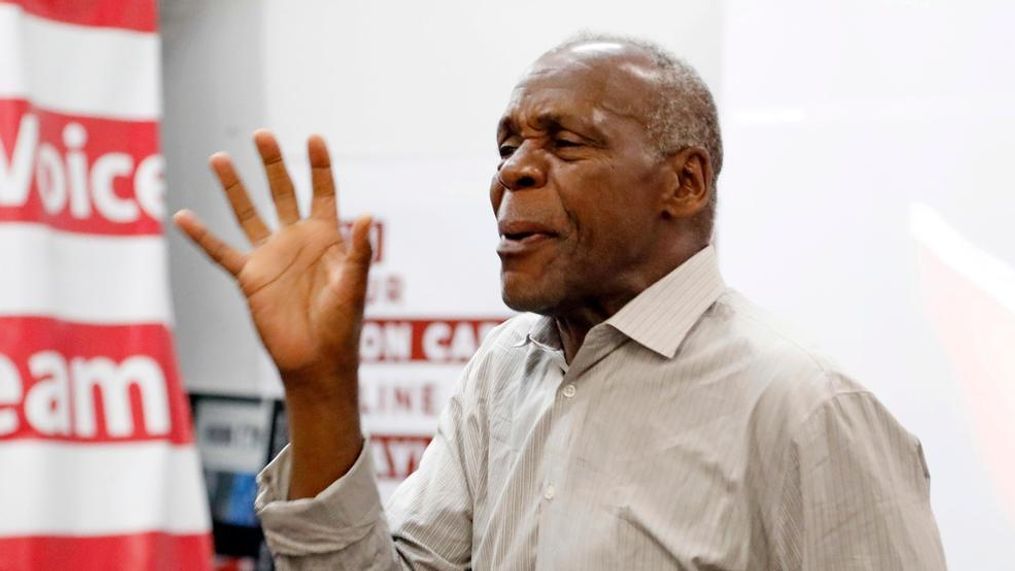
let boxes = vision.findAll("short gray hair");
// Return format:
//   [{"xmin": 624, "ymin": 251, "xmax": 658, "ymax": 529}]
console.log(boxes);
[{"xmin": 547, "ymin": 32, "xmax": 723, "ymax": 235}]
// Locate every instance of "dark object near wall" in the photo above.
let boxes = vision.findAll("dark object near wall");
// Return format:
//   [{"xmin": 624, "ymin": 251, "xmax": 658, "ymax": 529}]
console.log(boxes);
[{"xmin": 190, "ymin": 393, "xmax": 289, "ymax": 571}]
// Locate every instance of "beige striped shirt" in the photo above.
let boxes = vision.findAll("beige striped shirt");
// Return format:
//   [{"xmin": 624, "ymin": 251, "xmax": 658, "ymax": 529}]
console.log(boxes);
[{"xmin": 256, "ymin": 245, "xmax": 947, "ymax": 570}]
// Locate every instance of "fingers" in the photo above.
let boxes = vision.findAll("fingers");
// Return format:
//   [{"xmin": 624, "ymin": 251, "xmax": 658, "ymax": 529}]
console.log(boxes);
[
  {"xmin": 209, "ymin": 153, "xmax": 270, "ymax": 244},
  {"xmin": 307, "ymin": 134, "xmax": 339, "ymax": 228},
  {"xmin": 254, "ymin": 129, "xmax": 300, "ymax": 225},
  {"xmin": 173, "ymin": 209, "xmax": 247, "ymax": 277}
]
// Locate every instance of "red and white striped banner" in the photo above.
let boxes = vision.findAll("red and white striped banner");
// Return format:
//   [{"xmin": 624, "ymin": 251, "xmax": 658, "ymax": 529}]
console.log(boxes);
[{"xmin": 0, "ymin": 1, "xmax": 212, "ymax": 569}]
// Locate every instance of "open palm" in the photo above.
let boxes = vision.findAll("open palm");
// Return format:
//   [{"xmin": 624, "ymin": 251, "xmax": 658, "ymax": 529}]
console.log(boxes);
[{"xmin": 174, "ymin": 131, "xmax": 373, "ymax": 382}]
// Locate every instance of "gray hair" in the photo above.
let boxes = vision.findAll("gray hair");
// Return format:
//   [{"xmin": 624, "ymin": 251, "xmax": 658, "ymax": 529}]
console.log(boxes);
[{"xmin": 547, "ymin": 32, "xmax": 723, "ymax": 236}]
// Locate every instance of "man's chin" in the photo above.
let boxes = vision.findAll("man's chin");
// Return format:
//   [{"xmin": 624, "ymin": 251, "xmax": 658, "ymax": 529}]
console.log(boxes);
[
  {"xmin": 500, "ymin": 276, "xmax": 559, "ymax": 315},
  {"xmin": 502, "ymin": 294, "xmax": 552, "ymax": 314}
]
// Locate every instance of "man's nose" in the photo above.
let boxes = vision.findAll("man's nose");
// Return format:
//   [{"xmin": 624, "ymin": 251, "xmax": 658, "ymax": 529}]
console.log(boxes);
[{"xmin": 497, "ymin": 143, "xmax": 547, "ymax": 191}]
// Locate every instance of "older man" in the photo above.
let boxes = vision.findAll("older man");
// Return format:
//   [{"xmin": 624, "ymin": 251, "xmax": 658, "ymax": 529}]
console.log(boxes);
[{"xmin": 175, "ymin": 35, "xmax": 946, "ymax": 569}]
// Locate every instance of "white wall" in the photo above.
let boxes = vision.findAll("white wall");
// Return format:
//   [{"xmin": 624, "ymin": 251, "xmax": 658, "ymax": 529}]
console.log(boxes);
[
  {"xmin": 719, "ymin": 0, "xmax": 1015, "ymax": 567},
  {"xmin": 161, "ymin": 0, "xmax": 272, "ymax": 396},
  {"xmin": 260, "ymin": 0, "xmax": 721, "ymax": 160}
]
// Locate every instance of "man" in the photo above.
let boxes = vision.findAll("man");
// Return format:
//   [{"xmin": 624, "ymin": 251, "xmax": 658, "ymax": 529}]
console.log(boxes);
[{"xmin": 175, "ymin": 34, "xmax": 946, "ymax": 569}]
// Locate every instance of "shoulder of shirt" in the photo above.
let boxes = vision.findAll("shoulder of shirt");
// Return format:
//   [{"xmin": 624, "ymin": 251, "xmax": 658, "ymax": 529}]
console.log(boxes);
[
  {"xmin": 706, "ymin": 292, "xmax": 929, "ymax": 519},
  {"xmin": 706, "ymin": 290, "xmax": 877, "ymax": 429}
]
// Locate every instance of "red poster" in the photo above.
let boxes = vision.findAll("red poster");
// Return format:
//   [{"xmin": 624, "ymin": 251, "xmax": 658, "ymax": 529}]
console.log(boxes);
[{"xmin": 0, "ymin": 1, "xmax": 212, "ymax": 568}]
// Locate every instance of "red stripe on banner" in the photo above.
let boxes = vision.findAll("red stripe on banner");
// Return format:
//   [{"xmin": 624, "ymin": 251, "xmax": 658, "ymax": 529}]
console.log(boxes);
[
  {"xmin": 0, "ymin": 99, "xmax": 164, "ymax": 236},
  {"xmin": 0, "ymin": 532, "xmax": 212, "ymax": 571},
  {"xmin": 359, "ymin": 318, "xmax": 508, "ymax": 363},
  {"xmin": 370, "ymin": 433, "xmax": 433, "ymax": 480},
  {"xmin": 0, "ymin": 0, "xmax": 157, "ymax": 33},
  {"xmin": 0, "ymin": 317, "xmax": 194, "ymax": 444}
]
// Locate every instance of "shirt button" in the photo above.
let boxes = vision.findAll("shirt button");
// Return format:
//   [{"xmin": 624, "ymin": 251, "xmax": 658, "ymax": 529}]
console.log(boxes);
[
  {"xmin": 561, "ymin": 384, "xmax": 576, "ymax": 398},
  {"xmin": 544, "ymin": 484, "xmax": 556, "ymax": 500}
]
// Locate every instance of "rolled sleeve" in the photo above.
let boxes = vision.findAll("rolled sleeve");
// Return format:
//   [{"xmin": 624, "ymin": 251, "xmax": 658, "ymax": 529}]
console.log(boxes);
[
  {"xmin": 255, "ymin": 438, "xmax": 387, "ymax": 556},
  {"xmin": 251, "ymin": 355, "xmax": 483, "ymax": 569}
]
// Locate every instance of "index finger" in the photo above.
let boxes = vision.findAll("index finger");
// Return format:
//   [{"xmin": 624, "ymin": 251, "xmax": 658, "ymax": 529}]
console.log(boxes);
[
  {"xmin": 173, "ymin": 209, "xmax": 247, "ymax": 276},
  {"xmin": 210, "ymin": 153, "xmax": 271, "ymax": 244}
]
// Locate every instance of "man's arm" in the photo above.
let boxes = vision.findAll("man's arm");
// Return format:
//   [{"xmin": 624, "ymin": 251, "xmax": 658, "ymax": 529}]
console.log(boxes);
[
  {"xmin": 255, "ymin": 369, "xmax": 476, "ymax": 570},
  {"xmin": 175, "ymin": 131, "xmax": 474, "ymax": 567},
  {"xmin": 772, "ymin": 389, "xmax": 947, "ymax": 570},
  {"xmin": 175, "ymin": 131, "xmax": 369, "ymax": 500}
]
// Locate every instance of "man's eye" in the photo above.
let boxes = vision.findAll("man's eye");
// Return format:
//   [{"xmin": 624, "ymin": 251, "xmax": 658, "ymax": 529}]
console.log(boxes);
[
  {"xmin": 498, "ymin": 144, "xmax": 517, "ymax": 158},
  {"xmin": 555, "ymin": 138, "xmax": 582, "ymax": 148}
]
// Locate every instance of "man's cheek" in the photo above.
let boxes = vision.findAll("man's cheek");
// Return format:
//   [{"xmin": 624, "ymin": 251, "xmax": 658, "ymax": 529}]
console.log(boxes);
[{"xmin": 489, "ymin": 179, "xmax": 505, "ymax": 213}]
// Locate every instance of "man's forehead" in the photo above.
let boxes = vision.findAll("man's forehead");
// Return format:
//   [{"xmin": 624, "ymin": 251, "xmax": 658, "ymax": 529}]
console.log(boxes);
[
  {"xmin": 498, "ymin": 90, "xmax": 610, "ymax": 136},
  {"xmin": 520, "ymin": 44, "xmax": 649, "ymax": 89},
  {"xmin": 501, "ymin": 48, "xmax": 658, "ymax": 130}
]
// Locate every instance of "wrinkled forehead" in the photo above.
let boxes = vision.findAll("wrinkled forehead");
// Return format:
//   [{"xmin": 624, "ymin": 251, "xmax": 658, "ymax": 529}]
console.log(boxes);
[{"xmin": 500, "ymin": 45, "xmax": 661, "ymax": 133}]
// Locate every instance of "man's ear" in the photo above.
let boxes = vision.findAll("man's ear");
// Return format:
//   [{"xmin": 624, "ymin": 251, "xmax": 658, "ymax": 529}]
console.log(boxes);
[{"xmin": 661, "ymin": 147, "xmax": 712, "ymax": 219}]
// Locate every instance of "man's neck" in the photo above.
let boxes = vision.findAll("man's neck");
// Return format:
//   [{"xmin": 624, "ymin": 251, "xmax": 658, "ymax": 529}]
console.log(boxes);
[{"xmin": 554, "ymin": 305, "xmax": 616, "ymax": 364}]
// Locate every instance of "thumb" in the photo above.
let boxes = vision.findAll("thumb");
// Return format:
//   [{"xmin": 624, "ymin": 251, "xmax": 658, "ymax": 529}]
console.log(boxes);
[
  {"xmin": 348, "ymin": 215, "xmax": 374, "ymax": 270},
  {"xmin": 332, "ymin": 214, "xmax": 373, "ymax": 309}
]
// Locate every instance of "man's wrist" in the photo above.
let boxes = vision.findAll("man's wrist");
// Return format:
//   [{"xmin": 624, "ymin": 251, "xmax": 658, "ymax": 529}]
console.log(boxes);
[
  {"xmin": 283, "ymin": 377, "xmax": 364, "ymax": 499},
  {"xmin": 282, "ymin": 366, "xmax": 358, "ymax": 404}
]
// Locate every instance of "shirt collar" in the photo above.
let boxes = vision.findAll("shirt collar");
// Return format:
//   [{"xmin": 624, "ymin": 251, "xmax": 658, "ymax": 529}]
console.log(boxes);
[
  {"xmin": 514, "ymin": 313, "xmax": 562, "ymax": 352},
  {"xmin": 514, "ymin": 245, "xmax": 726, "ymax": 359},
  {"xmin": 606, "ymin": 245, "xmax": 725, "ymax": 358},
  {"xmin": 519, "ymin": 243, "xmax": 726, "ymax": 359}
]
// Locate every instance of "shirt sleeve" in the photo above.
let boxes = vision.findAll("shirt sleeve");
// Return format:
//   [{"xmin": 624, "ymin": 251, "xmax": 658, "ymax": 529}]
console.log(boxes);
[
  {"xmin": 254, "ymin": 371, "xmax": 478, "ymax": 570},
  {"xmin": 255, "ymin": 438, "xmax": 402, "ymax": 569},
  {"xmin": 773, "ymin": 390, "xmax": 948, "ymax": 570}
]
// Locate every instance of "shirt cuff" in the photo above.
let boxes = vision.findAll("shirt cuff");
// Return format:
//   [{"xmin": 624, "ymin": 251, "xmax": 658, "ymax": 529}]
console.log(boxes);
[{"xmin": 255, "ymin": 438, "xmax": 382, "ymax": 556}]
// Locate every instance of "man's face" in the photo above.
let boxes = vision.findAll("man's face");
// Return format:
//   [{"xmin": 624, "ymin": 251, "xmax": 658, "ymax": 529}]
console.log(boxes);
[{"xmin": 491, "ymin": 45, "xmax": 672, "ymax": 315}]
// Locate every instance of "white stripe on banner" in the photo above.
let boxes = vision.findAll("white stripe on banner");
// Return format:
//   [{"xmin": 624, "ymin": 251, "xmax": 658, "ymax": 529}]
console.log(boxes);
[
  {"xmin": 0, "ymin": 4, "xmax": 159, "ymax": 120},
  {"xmin": 0, "ymin": 223, "xmax": 172, "ymax": 324},
  {"xmin": 0, "ymin": 440, "xmax": 210, "ymax": 535}
]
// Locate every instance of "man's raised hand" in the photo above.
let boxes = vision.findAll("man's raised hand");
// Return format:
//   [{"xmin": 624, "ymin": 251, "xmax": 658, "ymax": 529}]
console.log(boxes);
[{"xmin": 174, "ymin": 130, "xmax": 371, "ymax": 497}]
